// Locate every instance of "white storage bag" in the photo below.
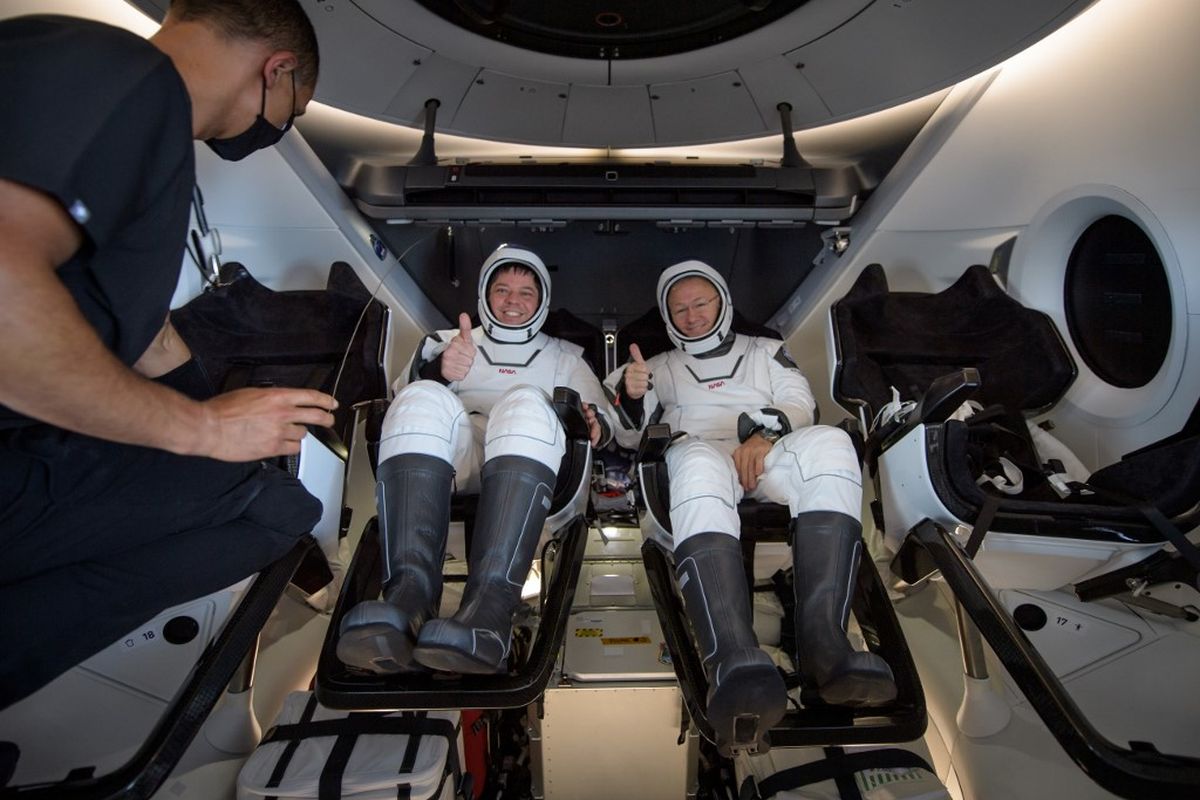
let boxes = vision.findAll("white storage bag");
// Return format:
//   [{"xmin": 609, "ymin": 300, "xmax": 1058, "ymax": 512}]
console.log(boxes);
[
  {"xmin": 237, "ymin": 691, "xmax": 461, "ymax": 800},
  {"xmin": 738, "ymin": 745, "xmax": 949, "ymax": 800}
]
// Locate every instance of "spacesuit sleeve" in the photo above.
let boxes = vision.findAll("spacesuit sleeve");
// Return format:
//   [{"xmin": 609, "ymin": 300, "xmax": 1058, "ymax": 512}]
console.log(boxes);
[
  {"xmin": 759, "ymin": 340, "xmax": 816, "ymax": 433},
  {"xmin": 603, "ymin": 360, "xmax": 662, "ymax": 450}
]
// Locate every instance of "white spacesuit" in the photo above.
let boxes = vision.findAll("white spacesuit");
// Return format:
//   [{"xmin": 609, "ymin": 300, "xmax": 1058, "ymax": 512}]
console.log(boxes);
[
  {"xmin": 606, "ymin": 260, "xmax": 896, "ymax": 754},
  {"xmin": 338, "ymin": 245, "xmax": 611, "ymax": 675}
]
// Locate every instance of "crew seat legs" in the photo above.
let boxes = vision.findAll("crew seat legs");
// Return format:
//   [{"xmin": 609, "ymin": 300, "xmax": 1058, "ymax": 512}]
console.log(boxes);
[
  {"xmin": 336, "ymin": 454, "xmax": 453, "ymax": 673},
  {"xmin": 414, "ymin": 455, "xmax": 555, "ymax": 673},
  {"xmin": 792, "ymin": 511, "xmax": 896, "ymax": 706},
  {"xmin": 676, "ymin": 532, "xmax": 787, "ymax": 756}
]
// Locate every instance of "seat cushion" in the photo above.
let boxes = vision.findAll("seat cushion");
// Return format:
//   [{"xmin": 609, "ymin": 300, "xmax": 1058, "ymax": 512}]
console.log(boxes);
[
  {"xmin": 1086, "ymin": 434, "xmax": 1200, "ymax": 518},
  {"xmin": 831, "ymin": 264, "xmax": 1076, "ymax": 421}
]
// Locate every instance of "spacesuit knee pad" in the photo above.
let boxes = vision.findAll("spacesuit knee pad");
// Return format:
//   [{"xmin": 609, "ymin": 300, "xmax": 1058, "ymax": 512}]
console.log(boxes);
[
  {"xmin": 665, "ymin": 440, "xmax": 741, "ymax": 545},
  {"xmin": 483, "ymin": 384, "xmax": 566, "ymax": 472},
  {"xmin": 379, "ymin": 380, "xmax": 468, "ymax": 464},
  {"xmin": 766, "ymin": 425, "xmax": 862, "ymax": 519}
]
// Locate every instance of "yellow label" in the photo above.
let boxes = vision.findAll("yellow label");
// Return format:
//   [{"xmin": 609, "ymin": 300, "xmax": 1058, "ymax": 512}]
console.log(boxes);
[
  {"xmin": 573, "ymin": 628, "xmax": 604, "ymax": 638},
  {"xmin": 600, "ymin": 636, "xmax": 652, "ymax": 646}
]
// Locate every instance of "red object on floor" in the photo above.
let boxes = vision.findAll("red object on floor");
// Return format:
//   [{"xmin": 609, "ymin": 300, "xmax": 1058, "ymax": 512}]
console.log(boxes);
[{"xmin": 460, "ymin": 709, "xmax": 488, "ymax": 798}]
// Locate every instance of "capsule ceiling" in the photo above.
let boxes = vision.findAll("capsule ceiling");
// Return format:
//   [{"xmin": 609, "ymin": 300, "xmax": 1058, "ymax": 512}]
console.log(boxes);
[
  {"xmin": 128, "ymin": 0, "xmax": 1093, "ymax": 149},
  {"xmin": 413, "ymin": 0, "xmax": 815, "ymax": 60}
]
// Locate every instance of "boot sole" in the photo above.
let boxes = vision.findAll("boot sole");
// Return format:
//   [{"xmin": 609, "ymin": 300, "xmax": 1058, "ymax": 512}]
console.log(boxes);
[
  {"xmin": 336, "ymin": 621, "xmax": 419, "ymax": 674},
  {"xmin": 817, "ymin": 659, "xmax": 898, "ymax": 707},
  {"xmin": 706, "ymin": 663, "xmax": 787, "ymax": 756},
  {"xmin": 412, "ymin": 642, "xmax": 501, "ymax": 674}
]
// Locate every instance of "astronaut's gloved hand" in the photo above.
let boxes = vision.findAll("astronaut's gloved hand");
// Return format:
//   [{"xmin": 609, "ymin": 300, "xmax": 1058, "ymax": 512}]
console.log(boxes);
[
  {"xmin": 441, "ymin": 313, "xmax": 477, "ymax": 382},
  {"xmin": 584, "ymin": 403, "xmax": 602, "ymax": 446},
  {"xmin": 622, "ymin": 343, "xmax": 652, "ymax": 400},
  {"xmin": 733, "ymin": 433, "xmax": 773, "ymax": 492}
]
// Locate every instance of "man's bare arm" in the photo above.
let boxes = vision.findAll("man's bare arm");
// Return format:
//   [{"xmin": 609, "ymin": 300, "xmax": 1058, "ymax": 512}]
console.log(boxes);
[
  {"xmin": 0, "ymin": 178, "xmax": 336, "ymax": 459},
  {"xmin": 132, "ymin": 314, "xmax": 193, "ymax": 379}
]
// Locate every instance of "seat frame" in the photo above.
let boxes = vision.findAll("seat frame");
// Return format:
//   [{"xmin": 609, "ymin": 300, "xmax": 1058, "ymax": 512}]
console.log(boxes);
[
  {"xmin": 832, "ymin": 265, "xmax": 1200, "ymax": 798},
  {"xmin": 905, "ymin": 519, "xmax": 1200, "ymax": 800},
  {"xmin": 315, "ymin": 388, "xmax": 592, "ymax": 710},
  {"xmin": 829, "ymin": 265, "xmax": 1199, "ymax": 589},
  {"xmin": 2, "ymin": 540, "xmax": 313, "ymax": 800},
  {"xmin": 634, "ymin": 425, "xmax": 927, "ymax": 750}
]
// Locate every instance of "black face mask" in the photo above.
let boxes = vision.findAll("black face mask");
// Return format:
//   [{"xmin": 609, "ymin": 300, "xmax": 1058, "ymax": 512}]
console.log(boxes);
[{"xmin": 205, "ymin": 73, "xmax": 296, "ymax": 162}]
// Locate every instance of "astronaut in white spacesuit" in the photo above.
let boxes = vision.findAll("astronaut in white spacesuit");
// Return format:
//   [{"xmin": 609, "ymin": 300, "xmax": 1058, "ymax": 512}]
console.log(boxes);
[
  {"xmin": 338, "ymin": 244, "xmax": 611, "ymax": 675},
  {"xmin": 606, "ymin": 260, "xmax": 896, "ymax": 751}
]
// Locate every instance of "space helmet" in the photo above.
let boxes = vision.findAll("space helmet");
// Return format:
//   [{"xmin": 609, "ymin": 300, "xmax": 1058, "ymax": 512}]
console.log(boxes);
[
  {"xmin": 477, "ymin": 244, "xmax": 551, "ymax": 343},
  {"xmin": 656, "ymin": 260, "xmax": 733, "ymax": 355}
]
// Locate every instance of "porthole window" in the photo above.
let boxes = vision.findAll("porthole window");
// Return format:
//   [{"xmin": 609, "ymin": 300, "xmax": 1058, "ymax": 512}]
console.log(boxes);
[{"xmin": 1064, "ymin": 215, "xmax": 1171, "ymax": 388}]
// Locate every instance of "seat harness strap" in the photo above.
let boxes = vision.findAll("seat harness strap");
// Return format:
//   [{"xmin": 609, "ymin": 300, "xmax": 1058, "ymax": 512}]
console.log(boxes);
[
  {"xmin": 1067, "ymin": 481, "xmax": 1200, "ymax": 573},
  {"xmin": 964, "ymin": 493, "xmax": 1001, "ymax": 559}
]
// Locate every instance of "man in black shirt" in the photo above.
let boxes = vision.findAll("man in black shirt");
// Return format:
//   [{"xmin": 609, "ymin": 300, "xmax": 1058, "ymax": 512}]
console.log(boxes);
[{"xmin": 0, "ymin": 1, "xmax": 334, "ymax": 708}]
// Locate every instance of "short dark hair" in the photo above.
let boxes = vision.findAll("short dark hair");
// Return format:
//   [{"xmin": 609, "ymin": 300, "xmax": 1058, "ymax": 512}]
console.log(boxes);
[
  {"xmin": 487, "ymin": 263, "xmax": 542, "ymax": 304},
  {"xmin": 168, "ymin": 0, "xmax": 319, "ymax": 88}
]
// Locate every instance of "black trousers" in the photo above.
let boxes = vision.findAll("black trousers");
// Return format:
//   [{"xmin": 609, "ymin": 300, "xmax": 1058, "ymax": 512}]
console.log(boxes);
[{"xmin": 0, "ymin": 424, "xmax": 322, "ymax": 709}]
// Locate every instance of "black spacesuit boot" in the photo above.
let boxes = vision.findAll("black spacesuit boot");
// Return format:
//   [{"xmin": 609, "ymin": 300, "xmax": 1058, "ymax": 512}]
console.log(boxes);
[
  {"xmin": 791, "ymin": 511, "xmax": 897, "ymax": 706},
  {"xmin": 676, "ymin": 531, "xmax": 787, "ymax": 756},
  {"xmin": 414, "ymin": 455, "xmax": 554, "ymax": 673},
  {"xmin": 336, "ymin": 453, "xmax": 453, "ymax": 673}
]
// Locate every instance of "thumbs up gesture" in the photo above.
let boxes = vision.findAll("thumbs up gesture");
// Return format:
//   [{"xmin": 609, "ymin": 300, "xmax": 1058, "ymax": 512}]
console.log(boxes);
[
  {"xmin": 440, "ymin": 313, "xmax": 477, "ymax": 382},
  {"xmin": 622, "ymin": 343, "xmax": 652, "ymax": 400}
]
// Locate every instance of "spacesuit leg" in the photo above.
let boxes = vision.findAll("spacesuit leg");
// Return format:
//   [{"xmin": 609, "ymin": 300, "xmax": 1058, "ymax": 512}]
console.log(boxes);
[
  {"xmin": 666, "ymin": 439, "xmax": 786, "ymax": 754},
  {"xmin": 755, "ymin": 425, "xmax": 896, "ymax": 706},
  {"xmin": 414, "ymin": 385, "xmax": 564, "ymax": 673},
  {"xmin": 664, "ymin": 438, "xmax": 742, "ymax": 546},
  {"xmin": 337, "ymin": 381, "xmax": 469, "ymax": 674}
]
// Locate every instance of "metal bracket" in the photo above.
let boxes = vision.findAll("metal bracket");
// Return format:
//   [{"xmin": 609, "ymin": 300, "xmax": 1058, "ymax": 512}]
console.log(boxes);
[
  {"xmin": 1120, "ymin": 589, "xmax": 1200, "ymax": 621},
  {"xmin": 820, "ymin": 226, "xmax": 853, "ymax": 257}
]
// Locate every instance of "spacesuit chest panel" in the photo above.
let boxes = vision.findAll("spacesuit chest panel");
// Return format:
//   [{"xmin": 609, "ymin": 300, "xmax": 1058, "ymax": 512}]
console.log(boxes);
[
  {"xmin": 659, "ymin": 338, "xmax": 773, "ymax": 440},
  {"xmin": 456, "ymin": 332, "xmax": 559, "ymax": 416}
]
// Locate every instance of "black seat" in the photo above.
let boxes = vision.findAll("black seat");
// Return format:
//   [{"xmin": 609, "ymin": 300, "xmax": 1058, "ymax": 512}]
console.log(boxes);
[
  {"xmin": 937, "ymin": 421, "xmax": 1200, "ymax": 539},
  {"xmin": 831, "ymin": 263, "xmax": 1075, "ymax": 424},
  {"xmin": 315, "ymin": 387, "xmax": 592, "ymax": 710},
  {"xmin": 543, "ymin": 307, "xmax": 607, "ymax": 374},
  {"xmin": 174, "ymin": 261, "xmax": 391, "ymax": 592},
  {"xmin": 828, "ymin": 264, "xmax": 1200, "ymax": 800},
  {"xmin": 831, "ymin": 263, "xmax": 1200, "ymax": 544},
  {"xmin": 173, "ymin": 260, "xmax": 389, "ymax": 449},
  {"xmin": 634, "ymin": 425, "xmax": 927, "ymax": 749}
]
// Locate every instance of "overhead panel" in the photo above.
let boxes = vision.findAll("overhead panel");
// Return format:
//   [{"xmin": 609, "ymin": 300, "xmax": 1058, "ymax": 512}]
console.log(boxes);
[
  {"xmin": 307, "ymin": 2, "xmax": 429, "ymax": 115},
  {"xmin": 649, "ymin": 73, "xmax": 768, "ymax": 144},
  {"xmin": 789, "ymin": 0, "xmax": 1089, "ymax": 118},
  {"xmin": 452, "ymin": 71, "xmax": 571, "ymax": 145},
  {"xmin": 606, "ymin": 0, "xmax": 873, "ymax": 86},
  {"xmin": 383, "ymin": 54, "xmax": 480, "ymax": 127},
  {"xmin": 404, "ymin": 0, "xmax": 813, "ymax": 60},
  {"xmin": 561, "ymin": 86, "xmax": 655, "ymax": 148},
  {"xmin": 199, "ymin": 0, "xmax": 1091, "ymax": 148},
  {"xmin": 737, "ymin": 55, "xmax": 831, "ymax": 133},
  {"xmin": 118, "ymin": 0, "xmax": 1067, "ymax": 174},
  {"xmin": 353, "ymin": 0, "xmax": 608, "ymax": 86}
]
